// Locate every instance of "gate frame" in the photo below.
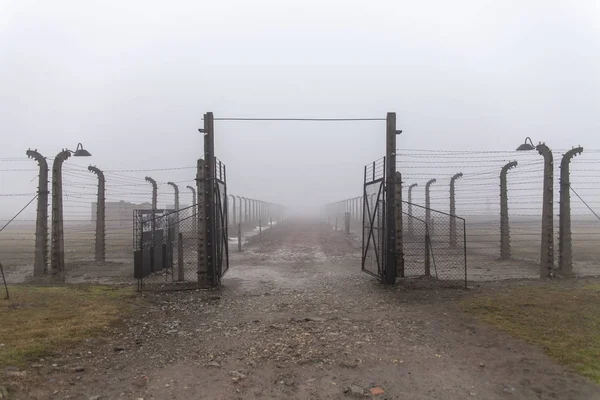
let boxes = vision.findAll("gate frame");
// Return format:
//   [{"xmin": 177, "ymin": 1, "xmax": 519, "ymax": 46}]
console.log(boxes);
[
  {"xmin": 202, "ymin": 112, "xmax": 230, "ymax": 287},
  {"xmin": 202, "ymin": 111, "xmax": 400, "ymax": 286},
  {"xmin": 362, "ymin": 158, "xmax": 387, "ymax": 280}
]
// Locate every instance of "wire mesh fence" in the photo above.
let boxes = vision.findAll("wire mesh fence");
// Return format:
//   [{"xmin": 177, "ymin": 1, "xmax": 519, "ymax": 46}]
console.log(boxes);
[
  {"xmin": 134, "ymin": 205, "xmax": 200, "ymax": 291},
  {"xmin": 401, "ymin": 201, "xmax": 467, "ymax": 286}
]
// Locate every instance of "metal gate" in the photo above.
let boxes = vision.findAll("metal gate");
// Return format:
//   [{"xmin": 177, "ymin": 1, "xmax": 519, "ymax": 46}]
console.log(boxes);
[
  {"xmin": 362, "ymin": 157, "xmax": 387, "ymax": 280},
  {"xmin": 209, "ymin": 158, "xmax": 229, "ymax": 284}
]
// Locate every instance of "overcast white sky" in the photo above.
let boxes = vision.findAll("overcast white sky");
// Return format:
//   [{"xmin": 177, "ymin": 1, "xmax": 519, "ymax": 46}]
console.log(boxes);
[{"xmin": 1, "ymin": 0, "xmax": 599, "ymax": 217}]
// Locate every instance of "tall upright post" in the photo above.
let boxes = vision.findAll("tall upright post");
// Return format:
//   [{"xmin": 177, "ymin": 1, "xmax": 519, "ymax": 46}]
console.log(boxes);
[
  {"xmin": 88, "ymin": 166, "xmax": 106, "ymax": 263},
  {"xmin": 254, "ymin": 200, "xmax": 258, "ymax": 223},
  {"xmin": 230, "ymin": 195, "xmax": 237, "ymax": 226},
  {"xmin": 203, "ymin": 112, "xmax": 217, "ymax": 286},
  {"xmin": 145, "ymin": 177, "xmax": 158, "ymax": 239},
  {"xmin": 248, "ymin": 199, "xmax": 253, "ymax": 223},
  {"xmin": 51, "ymin": 150, "xmax": 70, "ymax": 282},
  {"xmin": 449, "ymin": 172, "xmax": 463, "ymax": 248},
  {"xmin": 167, "ymin": 181, "xmax": 180, "ymax": 243},
  {"xmin": 395, "ymin": 172, "xmax": 404, "ymax": 278},
  {"xmin": 500, "ymin": 161, "xmax": 518, "ymax": 260},
  {"xmin": 236, "ymin": 196, "xmax": 243, "ymax": 226},
  {"xmin": 167, "ymin": 182, "xmax": 180, "ymax": 212},
  {"xmin": 558, "ymin": 147, "xmax": 583, "ymax": 276},
  {"xmin": 537, "ymin": 143, "xmax": 554, "ymax": 278},
  {"xmin": 196, "ymin": 159, "xmax": 207, "ymax": 286},
  {"xmin": 254, "ymin": 200, "xmax": 259, "ymax": 223},
  {"xmin": 249, "ymin": 199, "xmax": 253, "ymax": 223},
  {"xmin": 407, "ymin": 183, "xmax": 417, "ymax": 236},
  {"xmin": 384, "ymin": 112, "xmax": 398, "ymax": 285},
  {"xmin": 425, "ymin": 178, "xmax": 436, "ymax": 233},
  {"xmin": 26, "ymin": 149, "xmax": 49, "ymax": 276},
  {"xmin": 186, "ymin": 185, "xmax": 197, "ymax": 236},
  {"xmin": 242, "ymin": 197, "xmax": 248, "ymax": 223}
]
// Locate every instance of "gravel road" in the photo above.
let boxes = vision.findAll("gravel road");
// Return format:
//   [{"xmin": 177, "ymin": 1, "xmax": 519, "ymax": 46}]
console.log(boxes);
[{"xmin": 17, "ymin": 220, "xmax": 600, "ymax": 399}]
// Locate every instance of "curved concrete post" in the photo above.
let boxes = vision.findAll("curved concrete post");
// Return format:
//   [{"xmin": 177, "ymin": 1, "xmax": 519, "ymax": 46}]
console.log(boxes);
[
  {"xmin": 145, "ymin": 176, "xmax": 158, "ymax": 239},
  {"xmin": 243, "ymin": 197, "xmax": 248, "ymax": 223},
  {"xmin": 236, "ymin": 196, "xmax": 243, "ymax": 225},
  {"xmin": 167, "ymin": 181, "xmax": 180, "ymax": 241},
  {"xmin": 51, "ymin": 150, "xmax": 71, "ymax": 281},
  {"xmin": 425, "ymin": 178, "xmax": 436, "ymax": 230},
  {"xmin": 500, "ymin": 161, "xmax": 518, "ymax": 260},
  {"xmin": 559, "ymin": 146, "xmax": 583, "ymax": 276},
  {"xmin": 536, "ymin": 143, "xmax": 554, "ymax": 278},
  {"xmin": 26, "ymin": 149, "xmax": 49, "ymax": 276},
  {"xmin": 186, "ymin": 185, "xmax": 197, "ymax": 205},
  {"xmin": 88, "ymin": 166, "xmax": 106, "ymax": 263},
  {"xmin": 449, "ymin": 173, "xmax": 463, "ymax": 248},
  {"xmin": 167, "ymin": 182, "xmax": 180, "ymax": 211},
  {"xmin": 186, "ymin": 185, "xmax": 197, "ymax": 235}
]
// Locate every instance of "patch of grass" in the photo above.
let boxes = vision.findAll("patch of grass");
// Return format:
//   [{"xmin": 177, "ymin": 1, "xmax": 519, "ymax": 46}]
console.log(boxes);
[
  {"xmin": 0, "ymin": 285, "xmax": 134, "ymax": 368},
  {"xmin": 462, "ymin": 282, "xmax": 600, "ymax": 383}
]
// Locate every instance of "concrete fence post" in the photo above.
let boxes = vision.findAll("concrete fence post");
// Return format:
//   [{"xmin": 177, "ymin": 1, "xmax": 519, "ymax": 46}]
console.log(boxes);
[
  {"xmin": 88, "ymin": 166, "xmax": 106, "ymax": 263},
  {"xmin": 242, "ymin": 197, "xmax": 248, "ymax": 223},
  {"xmin": 230, "ymin": 195, "xmax": 236, "ymax": 226},
  {"xmin": 167, "ymin": 182, "xmax": 180, "ymax": 212},
  {"xmin": 51, "ymin": 150, "xmax": 70, "ymax": 282},
  {"xmin": 145, "ymin": 177, "xmax": 158, "ymax": 240},
  {"xmin": 186, "ymin": 185, "xmax": 197, "ymax": 236},
  {"xmin": 407, "ymin": 183, "xmax": 417, "ymax": 236},
  {"xmin": 167, "ymin": 181, "xmax": 180, "ymax": 242},
  {"xmin": 537, "ymin": 143, "xmax": 554, "ymax": 278},
  {"xmin": 425, "ymin": 178, "xmax": 436, "ymax": 232},
  {"xmin": 558, "ymin": 146, "xmax": 583, "ymax": 276},
  {"xmin": 500, "ymin": 161, "xmax": 518, "ymax": 260},
  {"xmin": 26, "ymin": 149, "xmax": 49, "ymax": 276},
  {"xmin": 449, "ymin": 172, "xmax": 463, "ymax": 248}
]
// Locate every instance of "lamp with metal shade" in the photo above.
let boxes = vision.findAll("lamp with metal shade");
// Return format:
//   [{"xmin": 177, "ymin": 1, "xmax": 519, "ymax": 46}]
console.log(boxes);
[
  {"xmin": 70, "ymin": 143, "xmax": 92, "ymax": 157},
  {"xmin": 516, "ymin": 137, "xmax": 536, "ymax": 151}
]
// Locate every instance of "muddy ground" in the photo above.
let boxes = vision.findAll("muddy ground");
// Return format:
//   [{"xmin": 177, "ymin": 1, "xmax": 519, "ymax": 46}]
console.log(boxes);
[{"xmin": 9, "ymin": 220, "xmax": 600, "ymax": 399}]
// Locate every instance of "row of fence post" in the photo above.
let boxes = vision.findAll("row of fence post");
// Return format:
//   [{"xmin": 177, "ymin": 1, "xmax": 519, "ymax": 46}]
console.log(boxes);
[
  {"xmin": 228, "ymin": 194, "xmax": 283, "ymax": 252},
  {"xmin": 326, "ymin": 145, "xmax": 585, "ymax": 279},
  {"xmin": 25, "ymin": 149, "xmax": 200, "ymax": 282}
]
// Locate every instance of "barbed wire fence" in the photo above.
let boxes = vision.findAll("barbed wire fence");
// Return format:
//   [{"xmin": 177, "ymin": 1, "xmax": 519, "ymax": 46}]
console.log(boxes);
[
  {"xmin": 398, "ymin": 148, "xmax": 600, "ymax": 280},
  {"xmin": 0, "ymin": 155, "xmax": 282, "ymax": 285},
  {"xmin": 0, "ymin": 157, "xmax": 38, "ymax": 274}
]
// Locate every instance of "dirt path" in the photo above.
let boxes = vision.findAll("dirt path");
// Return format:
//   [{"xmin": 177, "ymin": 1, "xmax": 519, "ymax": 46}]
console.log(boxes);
[{"xmin": 23, "ymin": 220, "xmax": 600, "ymax": 399}]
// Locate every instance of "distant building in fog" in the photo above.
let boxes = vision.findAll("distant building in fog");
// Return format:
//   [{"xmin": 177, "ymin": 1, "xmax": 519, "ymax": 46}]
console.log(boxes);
[{"xmin": 91, "ymin": 201, "xmax": 153, "ymax": 227}]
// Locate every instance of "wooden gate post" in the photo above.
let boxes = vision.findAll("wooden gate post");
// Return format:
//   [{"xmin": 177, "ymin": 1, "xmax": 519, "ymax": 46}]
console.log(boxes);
[
  {"xmin": 384, "ymin": 112, "xmax": 399, "ymax": 285},
  {"xmin": 202, "ymin": 112, "xmax": 217, "ymax": 286}
]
